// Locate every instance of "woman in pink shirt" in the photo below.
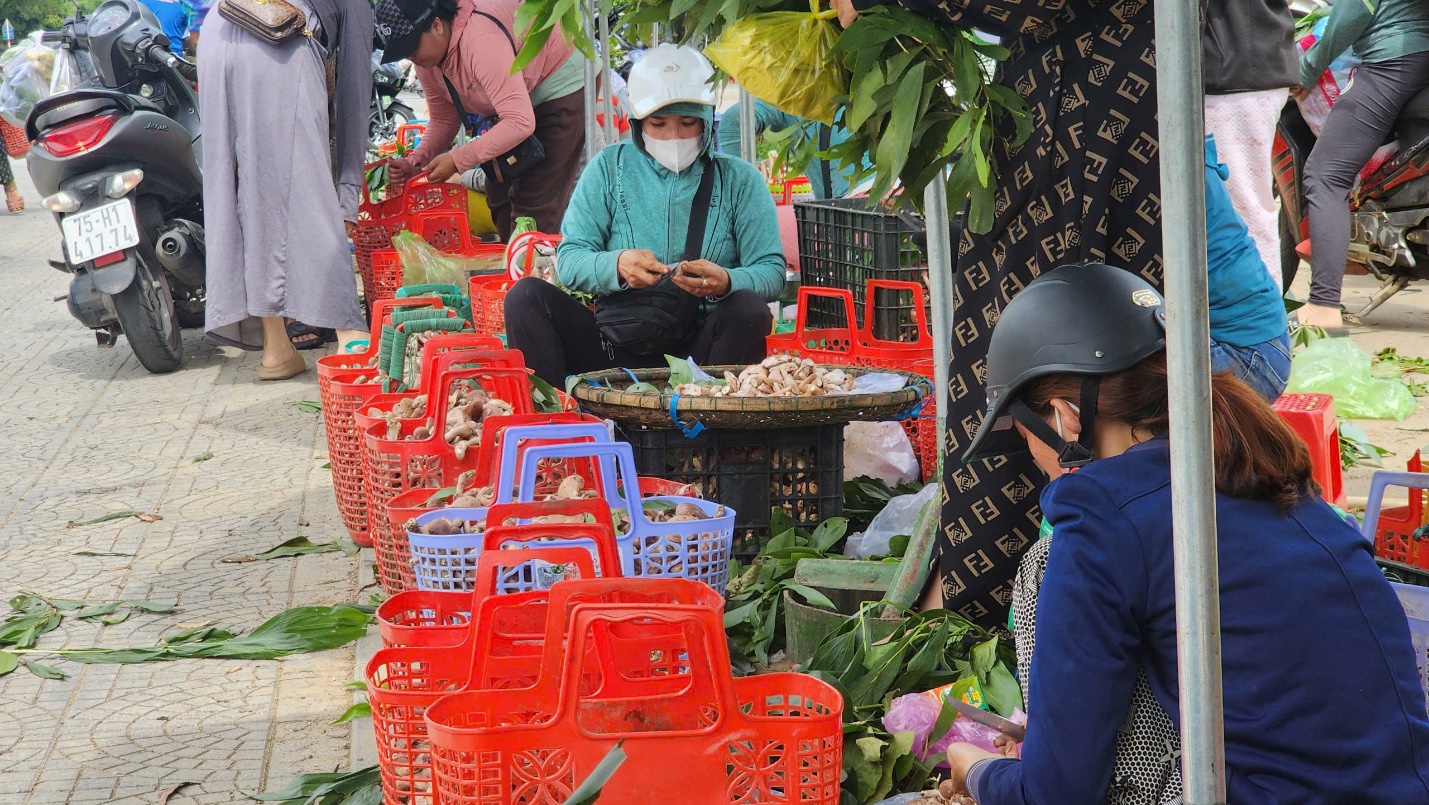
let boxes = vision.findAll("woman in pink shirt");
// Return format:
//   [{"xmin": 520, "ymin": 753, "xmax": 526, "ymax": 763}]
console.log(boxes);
[{"xmin": 376, "ymin": 0, "xmax": 586, "ymax": 239}]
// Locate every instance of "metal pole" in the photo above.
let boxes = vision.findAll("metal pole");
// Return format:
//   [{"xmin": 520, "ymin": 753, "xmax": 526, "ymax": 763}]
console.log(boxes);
[
  {"xmin": 596, "ymin": 0, "xmax": 614, "ymax": 144},
  {"xmin": 923, "ymin": 173, "xmax": 953, "ymax": 471},
  {"xmin": 582, "ymin": 0, "xmax": 599, "ymax": 162},
  {"xmin": 738, "ymin": 86, "xmax": 756, "ymax": 164},
  {"xmin": 1154, "ymin": 0, "xmax": 1226, "ymax": 802}
]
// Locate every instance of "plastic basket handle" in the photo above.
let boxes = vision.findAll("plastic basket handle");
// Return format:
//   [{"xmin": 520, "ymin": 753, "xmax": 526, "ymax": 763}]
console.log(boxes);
[
  {"xmin": 554, "ymin": 604, "xmax": 737, "ymax": 725},
  {"xmin": 860, "ymin": 279, "xmax": 932, "ymax": 347},
  {"xmin": 493, "ymin": 423, "xmax": 615, "ymax": 504},
  {"xmin": 367, "ymin": 297, "xmax": 443, "ymax": 342},
  {"xmin": 543, "ymin": 576, "xmax": 725, "ymax": 615},
  {"xmin": 472, "ymin": 545, "xmax": 600, "ymax": 600},
  {"xmin": 425, "ymin": 349, "xmax": 524, "ymax": 398},
  {"xmin": 480, "ymin": 522, "xmax": 623, "ymax": 582},
  {"xmin": 793, "ymin": 285, "xmax": 857, "ymax": 336},
  {"xmin": 1362, "ymin": 470, "xmax": 1429, "ymax": 549},
  {"xmin": 397, "ymin": 366, "xmax": 533, "ymax": 446},
  {"xmin": 473, "ymin": 413, "xmax": 603, "ymax": 484},
  {"xmin": 485, "ymin": 498, "xmax": 615, "ymax": 532},
  {"xmin": 515, "ymin": 442, "xmax": 643, "ymax": 513},
  {"xmin": 415, "ymin": 336, "xmax": 508, "ymax": 388}
]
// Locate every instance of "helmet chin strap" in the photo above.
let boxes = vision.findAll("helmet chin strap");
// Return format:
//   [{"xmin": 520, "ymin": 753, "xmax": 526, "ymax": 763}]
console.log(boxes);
[{"xmin": 1008, "ymin": 376, "xmax": 1102, "ymax": 469}]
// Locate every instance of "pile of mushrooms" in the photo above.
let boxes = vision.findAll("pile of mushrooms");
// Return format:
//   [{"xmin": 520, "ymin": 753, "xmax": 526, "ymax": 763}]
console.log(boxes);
[{"xmin": 673, "ymin": 355, "xmax": 853, "ymax": 398}]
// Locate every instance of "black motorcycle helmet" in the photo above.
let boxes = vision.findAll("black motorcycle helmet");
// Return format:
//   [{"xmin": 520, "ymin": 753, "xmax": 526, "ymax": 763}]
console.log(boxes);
[{"xmin": 962, "ymin": 263, "xmax": 1168, "ymax": 468}]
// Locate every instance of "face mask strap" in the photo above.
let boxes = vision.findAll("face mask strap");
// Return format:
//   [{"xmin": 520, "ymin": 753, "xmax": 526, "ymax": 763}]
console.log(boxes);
[{"xmin": 1009, "ymin": 398, "xmax": 1094, "ymax": 469}]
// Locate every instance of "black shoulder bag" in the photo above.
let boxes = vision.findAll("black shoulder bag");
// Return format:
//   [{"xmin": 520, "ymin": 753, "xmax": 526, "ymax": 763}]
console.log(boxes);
[
  {"xmin": 594, "ymin": 160, "xmax": 717, "ymax": 356},
  {"xmin": 440, "ymin": 10, "xmax": 545, "ymax": 184}
]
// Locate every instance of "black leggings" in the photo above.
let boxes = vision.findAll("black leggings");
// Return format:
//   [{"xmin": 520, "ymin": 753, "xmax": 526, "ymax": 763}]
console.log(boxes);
[{"xmin": 503, "ymin": 277, "xmax": 774, "ymax": 386}]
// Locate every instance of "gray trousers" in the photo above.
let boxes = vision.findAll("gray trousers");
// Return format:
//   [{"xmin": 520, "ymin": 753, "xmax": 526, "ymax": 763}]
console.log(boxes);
[{"xmin": 1305, "ymin": 51, "xmax": 1429, "ymax": 306}]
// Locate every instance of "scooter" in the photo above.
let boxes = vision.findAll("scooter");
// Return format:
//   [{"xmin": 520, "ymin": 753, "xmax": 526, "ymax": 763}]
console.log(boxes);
[
  {"xmin": 26, "ymin": 0, "xmax": 204, "ymax": 374},
  {"xmin": 1274, "ymin": 88, "xmax": 1429, "ymax": 318},
  {"xmin": 370, "ymin": 56, "xmax": 415, "ymax": 151}
]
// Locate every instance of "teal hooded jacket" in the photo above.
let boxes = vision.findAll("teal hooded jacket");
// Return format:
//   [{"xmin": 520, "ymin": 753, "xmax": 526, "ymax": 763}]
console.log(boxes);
[{"xmin": 555, "ymin": 106, "xmax": 787, "ymax": 304}]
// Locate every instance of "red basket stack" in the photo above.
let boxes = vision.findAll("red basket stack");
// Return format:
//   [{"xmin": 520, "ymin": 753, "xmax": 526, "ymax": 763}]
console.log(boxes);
[
  {"xmin": 421, "ymin": 578, "xmax": 843, "ymax": 805},
  {"xmin": 364, "ymin": 366, "xmax": 536, "ymax": 588},
  {"xmin": 768, "ymin": 280, "xmax": 938, "ymax": 481},
  {"xmin": 1, "ymin": 119, "xmax": 30, "ymax": 159},
  {"xmin": 355, "ymin": 166, "xmax": 470, "ymax": 309},
  {"xmin": 317, "ymin": 298, "xmax": 445, "ymax": 544}
]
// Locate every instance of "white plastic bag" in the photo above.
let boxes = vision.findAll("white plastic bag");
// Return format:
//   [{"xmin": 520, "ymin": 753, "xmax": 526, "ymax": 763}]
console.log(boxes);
[
  {"xmin": 844, "ymin": 419, "xmax": 921, "ymax": 487},
  {"xmin": 0, "ymin": 37, "xmax": 57, "ymax": 128},
  {"xmin": 843, "ymin": 481, "xmax": 937, "ymax": 559},
  {"xmin": 1297, "ymin": 19, "xmax": 1363, "ymax": 137}
]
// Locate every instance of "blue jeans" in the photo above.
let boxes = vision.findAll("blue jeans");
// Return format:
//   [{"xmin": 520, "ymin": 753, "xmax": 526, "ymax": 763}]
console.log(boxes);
[{"xmin": 1210, "ymin": 331, "xmax": 1292, "ymax": 402}]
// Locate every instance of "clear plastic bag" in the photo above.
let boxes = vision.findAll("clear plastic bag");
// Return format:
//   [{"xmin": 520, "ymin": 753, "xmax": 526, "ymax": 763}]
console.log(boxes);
[
  {"xmin": 391, "ymin": 231, "xmax": 498, "ymax": 287},
  {"xmin": 843, "ymin": 477, "xmax": 934, "ymax": 558},
  {"xmin": 49, "ymin": 47, "xmax": 80, "ymax": 96},
  {"xmin": 0, "ymin": 37, "xmax": 57, "ymax": 128},
  {"xmin": 1285, "ymin": 337, "xmax": 1416, "ymax": 420},
  {"xmin": 704, "ymin": 2, "xmax": 847, "ymax": 125},
  {"xmin": 843, "ymin": 422, "xmax": 920, "ymax": 490}
]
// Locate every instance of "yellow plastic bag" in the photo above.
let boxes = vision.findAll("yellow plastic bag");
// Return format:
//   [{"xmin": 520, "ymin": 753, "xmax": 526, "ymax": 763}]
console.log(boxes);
[{"xmin": 704, "ymin": 3, "xmax": 847, "ymax": 126}]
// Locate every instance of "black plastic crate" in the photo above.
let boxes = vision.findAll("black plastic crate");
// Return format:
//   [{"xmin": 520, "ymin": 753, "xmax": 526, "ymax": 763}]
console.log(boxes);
[
  {"xmin": 795, "ymin": 198, "xmax": 930, "ymax": 341},
  {"xmin": 622, "ymin": 424, "xmax": 845, "ymax": 560},
  {"xmin": 1381, "ymin": 558, "xmax": 1429, "ymax": 588}
]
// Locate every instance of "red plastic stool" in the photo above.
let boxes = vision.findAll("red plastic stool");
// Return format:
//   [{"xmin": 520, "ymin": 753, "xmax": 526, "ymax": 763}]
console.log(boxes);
[{"xmin": 1272, "ymin": 393, "xmax": 1346, "ymax": 509}]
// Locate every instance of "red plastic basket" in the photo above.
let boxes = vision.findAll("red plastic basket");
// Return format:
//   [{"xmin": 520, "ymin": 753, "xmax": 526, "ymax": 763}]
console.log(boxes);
[
  {"xmin": 1371, "ymin": 452, "xmax": 1428, "ymax": 568},
  {"xmin": 766, "ymin": 286, "xmax": 861, "ymax": 364},
  {"xmin": 1272, "ymin": 392, "xmax": 1346, "ymax": 509},
  {"xmin": 318, "ymin": 299, "xmax": 447, "ymax": 543},
  {"xmin": 468, "ymin": 273, "xmax": 516, "ymax": 339},
  {"xmin": 367, "ymin": 576, "xmax": 722, "ymax": 805},
  {"xmin": 354, "ymin": 343, "xmax": 522, "ymax": 445},
  {"xmin": 356, "ymin": 170, "xmax": 469, "ymax": 308},
  {"xmin": 422, "ymin": 582, "xmax": 843, "ymax": 805},
  {"xmin": 1, "ymin": 119, "xmax": 29, "ymax": 159},
  {"xmin": 853, "ymin": 280, "xmax": 935, "ymax": 481},
  {"xmin": 365, "ymin": 367, "xmax": 536, "ymax": 588}
]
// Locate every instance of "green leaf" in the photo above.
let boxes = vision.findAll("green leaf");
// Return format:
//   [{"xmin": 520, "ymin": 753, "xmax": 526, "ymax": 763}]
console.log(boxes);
[
  {"xmin": 626, "ymin": 382, "xmax": 662, "ymax": 394},
  {"xmin": 0, "ymin": 650, "xmax": 17, "ymax": 677},
  {"xmin": 528, "ymin": 374, "xmax": 565, "ymax": 413},
  {"xmin": 844, "ymin": 735, "xmax": 882, "ymax": 801},
  {"xmin": 249, "ymin": 766, "xmax": 382, "ymax": 802},
  {"xmin": 47, "ymin": 599, "xmax": 86, "ymax": 611},
  {"xmin": 873, "ymin": 730, "xmax": 916, "ymax": 802},
  {"xmin": 331, "ymin": 702, "xmax": 371, "ymax": 724},
  {"xmin": 99, "ymin": 610, "xmax": 131, "ymax": 626},
  {"xmin": 887, "ymin": 534, "xmax": 910, "ymax": 558},
  {"xmin": 983, "ymin": 662, "xmax": 1024, "ymax": 718},
  {"xmin": 561, "ymin": 740, "xmax": 628, "ymax": 805},
  {"xmin": 191, "ymin": 452, "xmax": 214, "ymax": 463},
  {"xmin": 76, "ymin": 601, "xmax": 122, "ymax": 621},
  {"xmin": 72, "ymin": 550, "xmax": 133, "ymax": 558},
  {"xmin": 812, "ymin": 518, "xmax": 849, "ymax": 553},
  {"xmin": 930, "ymin": 696, "xmax": 959, "ymax": 750},
  {"xmin": 971, "ymin": 636, "xmax": 998, "ymax": 680},
  {"xmin": 162, "ymin": 623, "xmax": 221, "ymax": 645},
  {"xmin": 66, "ymin": 510, "xmax": 139, "ymax": 528},
  {"xmin": 22, "ymin": 660, "xmax": 66, "ymax": 680},
  {"xmin": 642, "ymin": 499, "xmax": 676, "ymax": 514},
  {"xmin": 784, "ymin": 584, "xmax": 837, "ymax": 611},
  {"xmin": 292, "ymin": 400, "xmax": 322, "ymax": 414},
  {"xmin": 344, "ymin": 679, "xmax": 368, "ymax": 690},
  {"xmin": 664, "ymin": 355, "xmax": 695, "ymax": 389},
  {"xmin": 768, "ymin": 508, "xmax": 795, "ymax": 543},
  {"xmin": 254, "ymin": 537, "xmax": 345, "ymax": 560},
  {"xmin": 126, "ymin": 599, "xmax": 175, "ymax": 613}
]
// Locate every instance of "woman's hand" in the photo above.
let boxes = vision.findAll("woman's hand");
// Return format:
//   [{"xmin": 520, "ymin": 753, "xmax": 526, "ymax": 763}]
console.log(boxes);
[
  {"xmin": 674, "ymin": 260, "xmax": 731, "ymax": 297},
  {"xmin": 617, "ymin": 249, "xmax": 669, "ymax": 289},
  {"xmin": 994, "ymin": 734, "xmax": 1022, "ymax": 759},
  {"xmin": 426, "ymin": 152, "xmax": 459, "ymax": 184},
  {"xmin": 832, "ymin": 0, "xmax": 859, "ymax": 28},
  {"xmin": 945, "ymin": 743, "xmax": 1002, "ymax": 797}
]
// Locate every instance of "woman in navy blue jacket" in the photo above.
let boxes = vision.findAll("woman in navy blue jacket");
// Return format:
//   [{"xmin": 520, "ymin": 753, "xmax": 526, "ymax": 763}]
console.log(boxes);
[{"xmin": 946, "ymin": 263, "xmax": 1429, "ymax": 804}]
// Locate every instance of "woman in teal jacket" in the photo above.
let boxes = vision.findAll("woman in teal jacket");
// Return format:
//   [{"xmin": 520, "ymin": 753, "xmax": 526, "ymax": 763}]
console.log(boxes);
[{"xmin": 504, "ymin": 44, "xmax": 786, "ymax": 386}]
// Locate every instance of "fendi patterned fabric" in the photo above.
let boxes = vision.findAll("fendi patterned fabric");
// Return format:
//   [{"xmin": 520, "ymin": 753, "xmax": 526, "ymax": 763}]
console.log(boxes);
[{"xmin": 891, "ymin": 0, "xmax": 1165, "ymax": 629}]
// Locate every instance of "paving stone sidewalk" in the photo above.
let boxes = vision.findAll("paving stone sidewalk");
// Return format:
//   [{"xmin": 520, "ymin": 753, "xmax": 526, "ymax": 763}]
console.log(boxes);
[{"xmin": 0, "ymin": 166, "xmax": 365, "ymax": 803}]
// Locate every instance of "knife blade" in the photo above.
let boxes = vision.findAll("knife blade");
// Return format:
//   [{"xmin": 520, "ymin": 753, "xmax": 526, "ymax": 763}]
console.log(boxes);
[{"xmin": 943, "ymin": 696, "xmax": 1026, "ymax": 742}]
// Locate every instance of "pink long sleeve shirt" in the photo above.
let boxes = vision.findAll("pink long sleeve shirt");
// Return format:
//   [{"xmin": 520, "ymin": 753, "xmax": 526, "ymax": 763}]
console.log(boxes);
[{"xmin": 411, "ymin": 0, "xmax": 575, "ymax": 172}]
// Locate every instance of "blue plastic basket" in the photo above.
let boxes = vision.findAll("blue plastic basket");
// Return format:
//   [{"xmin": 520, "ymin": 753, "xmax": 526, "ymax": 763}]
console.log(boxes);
[
  {"xmin": 512, "ymin": 441, "xmax": 737, "ymax": 593},
  {"xmin": 1392, "ymin": 582, "xmax": 1429, "ymax": 713}
]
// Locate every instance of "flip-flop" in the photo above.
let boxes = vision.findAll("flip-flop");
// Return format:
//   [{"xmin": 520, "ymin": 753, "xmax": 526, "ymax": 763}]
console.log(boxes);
[
  {"xmin": 286, "ymin": 320, "xmax": 333, "ymax": 350},
  {"xmin": 342, "ymin": 338, "xmax": 370, "ymax": 354},
  {"xmin": 257, "ymin": 351, "xmax": 307, "ymax": 381}
]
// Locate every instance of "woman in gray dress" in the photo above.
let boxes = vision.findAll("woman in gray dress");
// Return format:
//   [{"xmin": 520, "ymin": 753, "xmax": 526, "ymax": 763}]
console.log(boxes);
[{"xmin": 198, "ymin": 0, "xmax": 373, "ymax": 379}]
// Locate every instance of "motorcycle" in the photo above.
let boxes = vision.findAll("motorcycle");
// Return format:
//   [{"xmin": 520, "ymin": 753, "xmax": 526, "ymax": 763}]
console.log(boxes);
[
  {"xmin": 25, "ymin": 0, "xmax": 204, "ymax": 374},
  {"xmin": 1274, "ymin": 88, "xmax": 1429, "ymax": 318},
  {"xmin": 370, "ymin": 56, "xmax": 414, "ymax": 151}
]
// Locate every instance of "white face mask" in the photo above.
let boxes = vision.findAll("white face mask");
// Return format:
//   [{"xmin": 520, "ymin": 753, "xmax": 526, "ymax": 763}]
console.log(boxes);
[{"xmin": 645, "ymin": 135, "xmax": 702, "ymax": 173}]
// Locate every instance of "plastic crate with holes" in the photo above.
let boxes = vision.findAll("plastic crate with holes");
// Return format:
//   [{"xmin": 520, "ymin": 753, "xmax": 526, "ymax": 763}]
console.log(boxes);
[
  {"xmin": 467, "ymin": 233, "xmax": 564, "ymax": 339},
  {"xmin": 354, "ymin": 341, "xmax": 519, "ymax": 445},
  {"xmin": 355, "ymin": 165, "xmax": 471, "ymax": 309},
  {"xmin": 794, "ymin": 197, "xmax": 931, "ymax": 342},
  {"xmin": 317, "ymin": 298, "xmax": 450, "ymax": 543},
  {"xmin": 364, "ymin": 366, "xmax": 537, "ymax": 582},
  {"xmin": 622, "ymin": 422, "xmax": 843, "ymax": 560},
  {"xmin": 767, "ymin": 280, "xmax": 938, "ymax": 482},
  {"xmin": 420, "ymin": 578, "xmax": 843, "ymax": 805},
  {"xmin": 408, "ymin": 440, "xmax": 735, "ymax": 593},
  {"xmin": 366, "ymin": 575, "xmax": 726, "ymax": 805}
]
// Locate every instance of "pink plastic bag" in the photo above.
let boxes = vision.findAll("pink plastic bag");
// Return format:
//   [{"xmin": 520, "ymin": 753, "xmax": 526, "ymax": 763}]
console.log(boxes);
[{"xmin": 882, "ymin": 692, "xmax": 1027, "ymax": 765}]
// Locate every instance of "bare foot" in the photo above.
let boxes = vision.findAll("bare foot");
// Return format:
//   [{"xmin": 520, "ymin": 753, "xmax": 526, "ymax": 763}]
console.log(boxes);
[{"xmin": 1297, "ymin": 303, "xmax": 1344, "ymax": 330}]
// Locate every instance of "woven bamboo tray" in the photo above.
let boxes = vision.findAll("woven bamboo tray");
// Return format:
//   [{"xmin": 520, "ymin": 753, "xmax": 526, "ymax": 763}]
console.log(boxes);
[{"xmin": 571, "ymin": 365, "xmax": 932, "ymax": 429}]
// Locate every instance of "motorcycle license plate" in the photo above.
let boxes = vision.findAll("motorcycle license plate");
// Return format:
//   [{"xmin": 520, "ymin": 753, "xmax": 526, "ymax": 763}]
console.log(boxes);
[{"xmin": 61, "ymin": 198, "xmax": 140, "ymax": 264}]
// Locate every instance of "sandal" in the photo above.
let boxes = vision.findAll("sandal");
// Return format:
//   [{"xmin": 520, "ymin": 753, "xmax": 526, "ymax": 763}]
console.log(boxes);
[
  {"xmin": 286, "ymin": 319, "xmax": 334, "ymax": 350},
  {"xmin": 4, "ymin": 184, "xmax": 22, "ymax": 214},
  {"xmin": 257, "ymin": 350, "xmax": 307, "ymax": 381}
]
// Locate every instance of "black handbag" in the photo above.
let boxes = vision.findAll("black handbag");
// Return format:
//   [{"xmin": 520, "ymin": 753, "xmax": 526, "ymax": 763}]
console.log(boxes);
[
  {"xmin": 594, "ymin": 161, "xmax": 717, "ymax": 356},
  {"xmin": 441, "ymin": 10, "xmax": 545, "ymax": 185}
]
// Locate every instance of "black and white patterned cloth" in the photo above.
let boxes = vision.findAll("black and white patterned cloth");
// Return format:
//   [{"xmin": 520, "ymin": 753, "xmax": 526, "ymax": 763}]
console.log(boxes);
[{"xmin": 1012, "ymin": 536, "xmax": 1185, "ymax": 805}]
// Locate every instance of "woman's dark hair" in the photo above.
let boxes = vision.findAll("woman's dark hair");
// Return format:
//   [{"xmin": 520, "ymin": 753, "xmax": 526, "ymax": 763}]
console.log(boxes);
[
  {"xmin": 1022, "ymin": 353, "xmax": 1318, "ymax": 512},
  {"xmin": 433, "ymin": 0, "xmax": 460, "ymax": 25}
]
